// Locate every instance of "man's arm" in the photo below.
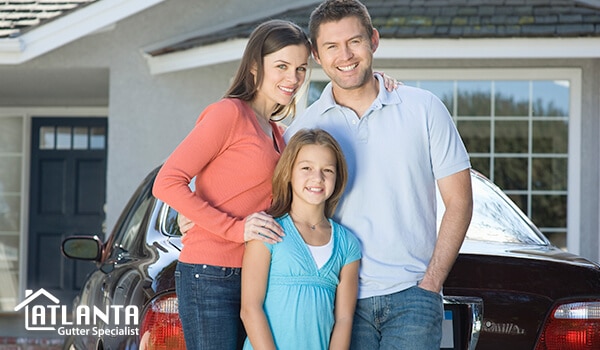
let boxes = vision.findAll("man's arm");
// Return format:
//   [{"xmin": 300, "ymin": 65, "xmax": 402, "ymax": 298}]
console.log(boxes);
[{"xmin": 419, "ymin": 168, "xmax": 473, "ymax": 293}]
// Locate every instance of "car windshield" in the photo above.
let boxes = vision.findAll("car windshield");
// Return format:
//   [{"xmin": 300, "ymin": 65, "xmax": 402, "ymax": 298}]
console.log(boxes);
[{"xmin": 441, "ymin": 172, "xmax": 549, "ymax": 246}]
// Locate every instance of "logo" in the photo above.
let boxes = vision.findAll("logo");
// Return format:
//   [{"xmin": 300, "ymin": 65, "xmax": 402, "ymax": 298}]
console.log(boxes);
[{"xmin": 14, "ymin": 288, "xmax": 140, "ymax": 337}]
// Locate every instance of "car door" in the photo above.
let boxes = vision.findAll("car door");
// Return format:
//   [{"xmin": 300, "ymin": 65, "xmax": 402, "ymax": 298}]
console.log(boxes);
[{"xmin": 68, "ymin": 179, "xmax": 155, "ymax": 349}]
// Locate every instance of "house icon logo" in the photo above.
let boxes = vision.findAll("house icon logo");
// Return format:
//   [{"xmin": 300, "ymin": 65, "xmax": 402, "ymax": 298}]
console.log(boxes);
[
  {"xmin": 14, "ymin": 287, "xmax": 140, "ymax": 336},
  {"xmin": 13, "ymin": 288, "xmax": 62, "ymax": 331}
]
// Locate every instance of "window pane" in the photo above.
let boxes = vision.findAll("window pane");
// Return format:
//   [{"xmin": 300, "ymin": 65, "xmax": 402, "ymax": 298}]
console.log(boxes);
[
  {"xmin": 0, "ymin": 156, "xmax": 22, "ymax": 192},
  {"xmin": 420, "ymin": 81, "xmax": 454, "ymax": 113},
  {"xmin": 0, "ymin": 194, "xmax": 20, "ymax": 231},
  {"xmin": 308, "ymin": 81, "xmax": 328, "ymax": 106},
  {"xmin": 90, "ymin": 127, "xmax": 106, "ymax": 150},
  {"xmin": 532, "ymin": 158, "xmax": 567, "ymax": 191},
  {"xmin": 470, "ymin": 157, "xmax": 490, "ymax": 178},
  {"xmin": 0, "ymin": 235, "xmax": 20, "ymax": 310},
  {"xmin": 56, "ymin": 126, "xmax": 72, "ymax": 150},
  {"xmin": 544, "ymin": 231, "xmax": 566, "ymax": 250},
  {"xmin": 0, "ymin": 117, "xmax": 23, "ymax": 152},
  {"xmin": 39, "ymin": 126, "xmax": 55, "ymax": 150},
  {"xmin": 457, "ymin": 81, "xmax": 491, "ymax": 117},
  {"xmin": 532, "ymin": 81, "xmax": 569, "ymax": 117},
  {"xmin": 494, "ymin": 157, "xmax": 528, "ymax": 190},
  {"xmin": 532, "ymin": 194, "xmax": 567, "ymax": 228},
  {"xmin": 494, "ymin": 81, "xmax": 529, "ymax": 116},
  {"xmin": 457, "ymin": 120, "xmax": 490, "ymax": 153},
  {"xmin": 73, "ymin": 127, "xmax": 88, "ymax": 150},
  {"xmin": 532, "ymin": 120, "xmax": 568, "ymax": 153},
  {"xmin": 495, "ymin": 120, "xmax": 528, "ymax": 153},
  {"xmin": 507, "ymin": 193, "xmax": 528, "ymax": 213}
]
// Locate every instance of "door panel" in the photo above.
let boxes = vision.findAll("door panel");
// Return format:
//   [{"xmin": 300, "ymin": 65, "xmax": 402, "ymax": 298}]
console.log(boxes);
[{"xmin": 28, "ymin": 117, "xmax": 107, "ymax": 305}]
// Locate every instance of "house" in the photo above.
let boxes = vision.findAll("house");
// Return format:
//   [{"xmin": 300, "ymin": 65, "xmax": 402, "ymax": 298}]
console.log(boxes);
[{"xmin": 1, "ymin": 0, "xmax": 599, "ymax": 319}]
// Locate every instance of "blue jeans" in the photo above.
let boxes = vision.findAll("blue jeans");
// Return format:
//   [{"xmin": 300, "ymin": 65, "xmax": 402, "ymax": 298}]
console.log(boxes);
[
  {"xmin": 175, "ymin": 261, "xmax": 245, "ymax": 350},
  {"xmin": 351, "ymin": 285, "xmax": 443, "ymax": 350}
]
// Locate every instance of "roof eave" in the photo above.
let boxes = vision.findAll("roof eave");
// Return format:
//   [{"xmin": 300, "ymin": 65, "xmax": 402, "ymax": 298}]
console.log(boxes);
[
  {"xmin": 145, "ymin": 37, "xmax": 600, "ymax": 75},
  {"xmin": 0, "ymin": 0, "xmax": 166, "ymax": 65}
]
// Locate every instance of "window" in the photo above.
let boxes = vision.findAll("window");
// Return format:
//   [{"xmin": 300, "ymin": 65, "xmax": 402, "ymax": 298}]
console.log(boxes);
[
  {"xmin": 39, "ymin": 125, "xmax": 106, "ymax": 150},
  {"xmin": 0, "ymin": 115, "xmax": 24, "ymax": 311},
  {"xmin": 301, "ymin": 69, "xmax": 580, "ymax": 250}
]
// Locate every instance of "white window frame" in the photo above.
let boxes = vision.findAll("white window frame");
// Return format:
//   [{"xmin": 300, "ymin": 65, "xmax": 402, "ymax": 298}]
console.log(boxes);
[{"xmin": 298, "ymin": 68, "xmax": 582, "ymax": 254}]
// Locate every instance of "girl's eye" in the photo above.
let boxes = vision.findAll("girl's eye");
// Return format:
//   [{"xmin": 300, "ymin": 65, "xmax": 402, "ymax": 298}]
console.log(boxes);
[
  {"xmin": 277, "ymin": 64, "xmax": 287, "ymax": 69},
  {"xmin": 297, "ymin": 67, "xmax": 307, "ymax": 72}
]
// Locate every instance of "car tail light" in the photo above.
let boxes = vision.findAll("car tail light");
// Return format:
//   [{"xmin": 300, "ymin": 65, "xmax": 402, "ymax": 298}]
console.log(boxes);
[
  {"xmin": 139, "ymin": 293, "xmax": 185, "ymax": 350},
  {"xmin": 535, "ymin": 301, "xmax": 600, "ymax": 350}
]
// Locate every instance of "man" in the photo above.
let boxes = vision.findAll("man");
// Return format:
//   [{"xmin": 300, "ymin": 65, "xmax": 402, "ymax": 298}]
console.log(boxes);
[{"xmin": 283, "ymin": 1, "xmax": 473, "ymax": 349}]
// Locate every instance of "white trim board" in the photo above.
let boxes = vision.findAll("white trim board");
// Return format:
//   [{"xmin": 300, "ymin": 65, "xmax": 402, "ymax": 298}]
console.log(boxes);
[
  {"xmin": 0, "ymin": 0, "xmax": 165, "ymax": 65},
  {"xmin": 145, "ymin": 37, "xmax": 600, "ymax": 75}
]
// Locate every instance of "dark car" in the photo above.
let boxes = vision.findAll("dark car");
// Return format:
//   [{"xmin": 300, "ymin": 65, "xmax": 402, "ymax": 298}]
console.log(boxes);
[{"xmin": 61, "ymin": 167, "xmax": 600, "ymax": 350}]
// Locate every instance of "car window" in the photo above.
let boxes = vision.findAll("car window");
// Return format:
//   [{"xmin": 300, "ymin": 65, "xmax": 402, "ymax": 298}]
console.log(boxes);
[
  {"xmin": 438, "ymin": 172, "xmax": 549, "ymax": 245},
  {"xmin": 108, "ymin": 185, "xmax": 154, "ymax": 258},
  {"xmin": 160, "ymin": 205, "xmax": 183, "ymax": 237}
]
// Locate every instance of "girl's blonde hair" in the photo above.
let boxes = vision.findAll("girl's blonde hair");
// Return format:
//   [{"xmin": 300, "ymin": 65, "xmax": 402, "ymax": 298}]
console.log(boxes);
[{"xmin": 268, "ymin": 129, "xmax": 348, "ymax": 218}]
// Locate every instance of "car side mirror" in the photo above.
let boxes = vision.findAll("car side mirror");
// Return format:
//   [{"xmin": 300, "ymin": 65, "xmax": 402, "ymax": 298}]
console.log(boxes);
[{"xmin": 62, "ymin": 236, "xmax": 103, "ymax": 261}]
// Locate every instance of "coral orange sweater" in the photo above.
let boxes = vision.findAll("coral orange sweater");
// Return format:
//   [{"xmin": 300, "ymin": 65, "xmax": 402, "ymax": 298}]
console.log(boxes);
[{"xmin": 153, "ymin": 98, "xmax": 284, "ymax": 267}]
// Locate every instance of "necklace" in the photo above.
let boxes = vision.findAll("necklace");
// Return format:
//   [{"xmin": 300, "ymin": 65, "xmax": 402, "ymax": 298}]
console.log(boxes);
[{"xmin": 290, "ymin": 213, "xmax": 327, "ymax": 230}]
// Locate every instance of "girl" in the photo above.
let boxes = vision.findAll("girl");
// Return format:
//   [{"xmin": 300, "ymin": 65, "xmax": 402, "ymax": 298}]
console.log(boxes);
[
  {"xmin": 241, "ymin": 129, "xmax": 361, "ymax": 350},
  {"xmin": 153, "ymin": 20, "xmax": 311, "ymax": 350}
]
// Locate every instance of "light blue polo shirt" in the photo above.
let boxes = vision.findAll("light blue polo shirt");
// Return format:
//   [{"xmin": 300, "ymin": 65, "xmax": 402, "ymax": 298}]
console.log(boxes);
[{"xmin": 284, "ymin": 75, "xmax": 470, "ymax": 299}]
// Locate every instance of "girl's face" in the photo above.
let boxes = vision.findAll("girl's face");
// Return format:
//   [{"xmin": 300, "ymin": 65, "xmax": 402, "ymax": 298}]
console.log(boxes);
[
  {"xmin": 254, "ymin": 44, "xmax": 309, "ymax": 108},
  {"xmin": 291, "ymin": 144, "xmax": 337, "ymax": 207}
]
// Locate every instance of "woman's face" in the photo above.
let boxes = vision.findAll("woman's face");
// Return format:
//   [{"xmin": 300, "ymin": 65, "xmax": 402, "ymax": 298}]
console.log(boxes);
[{"xmin": 255, "ymin": 44, "xmax": 309, "ymax": 108}]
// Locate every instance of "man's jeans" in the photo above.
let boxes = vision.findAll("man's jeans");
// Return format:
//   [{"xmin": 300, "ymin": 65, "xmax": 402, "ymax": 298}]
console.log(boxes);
[
  {"xmin": 175, "ymin": 261, "xmax": 245, "ymax": 350},
  {"xmin": 351, "ymin": 285, "xmax": 444, "ymax": 350}
]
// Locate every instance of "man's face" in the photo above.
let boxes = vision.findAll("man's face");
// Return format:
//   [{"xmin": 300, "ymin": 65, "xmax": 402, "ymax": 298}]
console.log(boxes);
[{"xmin": 313, "ymin": 16, "xmax": 379, "ymax": 92}]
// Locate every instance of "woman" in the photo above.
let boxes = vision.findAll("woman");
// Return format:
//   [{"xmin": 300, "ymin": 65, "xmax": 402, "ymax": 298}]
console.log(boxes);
[{"xmin": 152, "ymin": 19, "xmax": 311, "ymax": 350}]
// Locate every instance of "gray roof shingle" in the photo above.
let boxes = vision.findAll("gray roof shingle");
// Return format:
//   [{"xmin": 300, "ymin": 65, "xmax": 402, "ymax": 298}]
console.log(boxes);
[
  {"xmin": 1, "ymin": 0, "xmax": 599, "ymax": 55},
  {"xmin": 0, "ymin": 0, "xmax": 98, "ymax": 38},
  {"xmin": 147, "ymin": 0, "xmax": 600, "ymax": 57}
]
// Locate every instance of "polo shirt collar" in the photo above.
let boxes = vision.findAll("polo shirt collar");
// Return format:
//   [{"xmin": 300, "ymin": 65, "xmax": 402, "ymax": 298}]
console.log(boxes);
[{"xmin": 313, "ymin": 73, "xmax": 403, "ymax": 115}]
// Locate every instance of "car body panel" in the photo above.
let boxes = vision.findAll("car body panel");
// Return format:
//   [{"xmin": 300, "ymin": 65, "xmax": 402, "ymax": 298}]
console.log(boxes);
[{"xmin": 61, "ymin": 167, "xmax": 600, "ymax": 350}]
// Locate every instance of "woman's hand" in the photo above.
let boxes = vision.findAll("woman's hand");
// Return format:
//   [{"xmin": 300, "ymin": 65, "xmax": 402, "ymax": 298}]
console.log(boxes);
[
  {"xmin": 177, "ymin": 213, "xmax": 194, "ymax": 235},
  {"xmin": 244, "ymin": 211, "xmax": 284, "ymax": 243},
  {"xmin": 377, "ymin": 71, "xmax": 402, "ymax": 91}
]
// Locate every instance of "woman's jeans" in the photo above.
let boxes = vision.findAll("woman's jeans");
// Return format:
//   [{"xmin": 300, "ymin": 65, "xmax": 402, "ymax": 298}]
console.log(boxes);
[
  {"xmin": 175, "ymin": 261, "xmax": 245, "ymax": 350},
  {"xmin": 351, "ymin": 285, "xmax": 444, "ymax": 350}
]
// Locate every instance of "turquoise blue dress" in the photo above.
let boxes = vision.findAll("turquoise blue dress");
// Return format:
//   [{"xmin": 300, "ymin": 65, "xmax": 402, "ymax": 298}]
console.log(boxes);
[{"xmin": 243, "ymin": 214, "xmax": 361, "ymax": 350}]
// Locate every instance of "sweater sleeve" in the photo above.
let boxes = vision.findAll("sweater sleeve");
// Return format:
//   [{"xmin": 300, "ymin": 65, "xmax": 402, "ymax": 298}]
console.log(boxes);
[{"xmin": 152, "ymin": 99, "xmax": 246, "ymax": 243}]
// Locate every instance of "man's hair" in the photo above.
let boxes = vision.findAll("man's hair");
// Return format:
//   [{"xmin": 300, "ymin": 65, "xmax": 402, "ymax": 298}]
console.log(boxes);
[
  {"xmin": 268, "ymin": 128, "xmax": 348, "ymax": 219},
  {"xmin": 309, "ymin": 0, "xmax": 373, "ymax": 51},
  {"xmin": 225, "ymin": 19, "xmax": 310, "ymax": 120}
]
